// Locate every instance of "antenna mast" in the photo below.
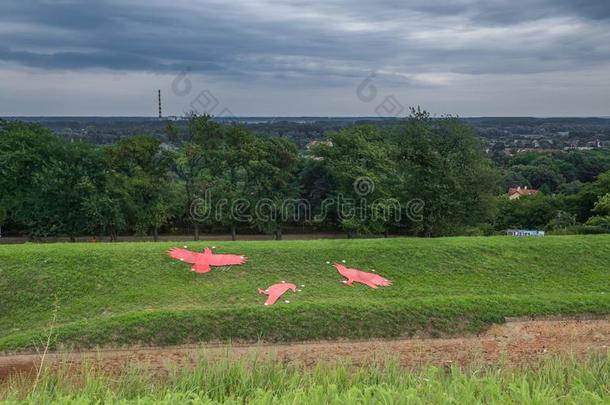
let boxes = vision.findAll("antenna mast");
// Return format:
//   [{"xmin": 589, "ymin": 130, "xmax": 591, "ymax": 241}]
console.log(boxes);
[{"xmin": 158, "ymin": 89, "xmax": 162, "ymax": 118}]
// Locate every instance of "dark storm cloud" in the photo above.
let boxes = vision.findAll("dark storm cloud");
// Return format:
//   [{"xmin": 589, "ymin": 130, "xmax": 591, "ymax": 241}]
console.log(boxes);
[{"xmin": 0, "ymin": 0, "xmax": 609, "ymax": 83}]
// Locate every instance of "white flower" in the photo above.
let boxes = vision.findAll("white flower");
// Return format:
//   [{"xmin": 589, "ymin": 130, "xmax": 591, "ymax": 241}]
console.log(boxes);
[
  {"xmin": 341, "ymin": 260, "xmax": 346, "ymax": 263},
  {"xmin": 284, "ymin": 300, "xmax": 290, "ymax": 304}
]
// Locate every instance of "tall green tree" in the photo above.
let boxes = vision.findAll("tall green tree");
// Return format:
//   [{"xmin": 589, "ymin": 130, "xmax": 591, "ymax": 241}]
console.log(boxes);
[
  {"xmin": 173, "ymin": 115, "xmax": 224, "ymax": 240},
  {"xmin": 20, "ymin": 141, "xmax": 107, "ymax": 240},
  {"xmin": 204, "ymin": 125, "xmax": 262, "ymax": 240},
  {"xmin": 585, "ymin": 193, "xmax": 610, "ymax": 229},
  {"xmin": 249, "ymin": 137, "xmax": 302, "ymax": 240},
  {"xmin": 105, "ymin": 135, "xmax": 178, "ymax": 241},
  {"xmin": 0, "ymin": 121, "xmax": 108, "ymax": 240},
  {"xmin": 310, "ymin": 125, "xmax": 399, "ymax": 237},
  {"xmin": 83, "ymin": 192, "xmax": 126, "ymax": 241},
  {"xmin": 394, "ymin": 109, "xmax": 499, "ymax": 236},
  {"xmin": 0, "ymin": 120, "xmax": 59, "ymax": 237},
  {"xmin": 572, "ymin": 170, "xmax": 610, "ymax": 222}
]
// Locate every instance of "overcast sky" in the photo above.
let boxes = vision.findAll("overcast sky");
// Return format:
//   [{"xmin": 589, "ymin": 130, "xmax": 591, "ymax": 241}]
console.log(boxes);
[{"xmin": 1, "ymin": 0, "xmax": 610, "ymax": 117}]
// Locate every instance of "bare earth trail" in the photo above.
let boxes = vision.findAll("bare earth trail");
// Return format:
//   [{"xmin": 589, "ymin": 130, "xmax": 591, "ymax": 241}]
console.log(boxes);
[{"xmin": 1, "ymin": 318, "xmax": 609, "ymax": 380}]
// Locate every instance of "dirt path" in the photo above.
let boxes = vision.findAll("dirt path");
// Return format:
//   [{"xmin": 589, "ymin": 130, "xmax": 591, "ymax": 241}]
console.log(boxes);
[{"xmin": 1, "ymin": 318, "xmax": 609, "ymax": 379}]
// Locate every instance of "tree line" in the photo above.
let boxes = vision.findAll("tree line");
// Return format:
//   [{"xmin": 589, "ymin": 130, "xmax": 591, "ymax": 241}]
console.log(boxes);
[{"xmin": 1, "ymin": 111, "xmax": 609, "ymax": 241}]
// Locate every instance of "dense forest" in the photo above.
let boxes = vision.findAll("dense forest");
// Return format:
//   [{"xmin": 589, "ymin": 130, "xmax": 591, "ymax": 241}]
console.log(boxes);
[{"xmin": 1, "ymin": 111, "xmax": 609, "ymax": 241}]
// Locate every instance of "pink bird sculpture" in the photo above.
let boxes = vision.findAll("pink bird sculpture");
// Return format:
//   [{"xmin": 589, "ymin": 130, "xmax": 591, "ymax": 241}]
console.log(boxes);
[
  {"xmin": 168, "ymin": 247, "xmax": 247, "ymax": 273},
  {"xmin": 258, "ymin": 283, "xmax": 297, "ymax": 305},
  {"xmin": 333, "ymin": 263, "xmax": 392, "ymax": 289}
]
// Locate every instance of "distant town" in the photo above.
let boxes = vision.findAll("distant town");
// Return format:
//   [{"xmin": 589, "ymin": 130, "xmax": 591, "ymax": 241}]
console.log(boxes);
[{"xmin": 4, "ymin": 116, "xmax": 610, "ymax": 152}]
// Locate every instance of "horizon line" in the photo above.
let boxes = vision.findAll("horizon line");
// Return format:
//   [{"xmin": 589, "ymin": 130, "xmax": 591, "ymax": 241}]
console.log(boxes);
[{"xmin": 3, "ymin": 115, "xmax": 610, "ymax": 119}]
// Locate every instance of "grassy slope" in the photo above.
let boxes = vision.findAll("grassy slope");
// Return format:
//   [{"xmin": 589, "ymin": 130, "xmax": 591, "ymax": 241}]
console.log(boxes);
[{"xmin": 1, "ymin": 235, "xmax": 609, "ymax": 351}]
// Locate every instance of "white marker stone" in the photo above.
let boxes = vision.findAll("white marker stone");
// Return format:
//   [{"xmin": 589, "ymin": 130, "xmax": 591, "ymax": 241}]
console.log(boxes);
[
  {"xmin": 300, "ymin": 284, "xmax": 305, "ymax": 287},
  {"xmin": 297, "ymin": 289, "xmax": 302, "ymax": 292},
  {"xmin": 183, "ymin": 246, "xmax": 188, "ymax": 248},
  {"xmin": 326, "ymin": 261, "xmax": 330, "ymax": 264},
  {"xmin": 284, "ymin": 300, "xmax": 290, "ymax": 304},
  {"xmin": 341, "ymin": 260, "xmax": 346, "ymax": 263}
]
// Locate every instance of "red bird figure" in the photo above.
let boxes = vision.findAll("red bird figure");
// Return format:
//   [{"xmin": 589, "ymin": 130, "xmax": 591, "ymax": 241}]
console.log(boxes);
[
  {"xmin": 168, "ymin": 247, "xmax": 247, "ymax": 273},
  {"xmin": 258, "ymin": 283, "xmax": 297, "ymax": 305},
  {"xmin": 333, "ymin": 263, "xmax": 392, "ymax": 289}
]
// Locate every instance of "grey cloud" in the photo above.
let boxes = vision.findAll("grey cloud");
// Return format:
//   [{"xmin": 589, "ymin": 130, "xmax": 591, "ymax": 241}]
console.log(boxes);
[{"xmin": 0, "ymin": 0, "xmax": 609, "ymax": 117}]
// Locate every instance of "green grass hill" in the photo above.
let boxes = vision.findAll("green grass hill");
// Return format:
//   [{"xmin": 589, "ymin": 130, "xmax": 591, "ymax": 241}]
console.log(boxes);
[{"xmin": 1, "ymin": 235, "xmax": 609, "ymax": 352}]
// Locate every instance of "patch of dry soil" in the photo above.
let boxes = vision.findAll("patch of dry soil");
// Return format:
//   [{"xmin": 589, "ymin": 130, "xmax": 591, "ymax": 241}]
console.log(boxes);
[{"xmin": 1, "ymin": 318, "xmax": 609, "ymax": 380}]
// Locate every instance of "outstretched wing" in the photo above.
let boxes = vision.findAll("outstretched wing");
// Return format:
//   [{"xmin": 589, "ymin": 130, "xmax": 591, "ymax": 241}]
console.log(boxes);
[
  {"xmin": 168, "ymin": 248, "xmax": 199, "ymax": 264},
  {"xmin": 207, "ymin": 253, "xmax": 248, "ymax": 266}
]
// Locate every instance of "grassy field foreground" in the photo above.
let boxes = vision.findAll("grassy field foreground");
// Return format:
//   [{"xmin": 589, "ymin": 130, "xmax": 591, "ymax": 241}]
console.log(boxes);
[
  {"xmin": 2, "ymin": 354, "xmax": 610, "ymax": 403},
  {"xmin": 0, "ymin": 235, "xmax": 609, "ymax": 351}
]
